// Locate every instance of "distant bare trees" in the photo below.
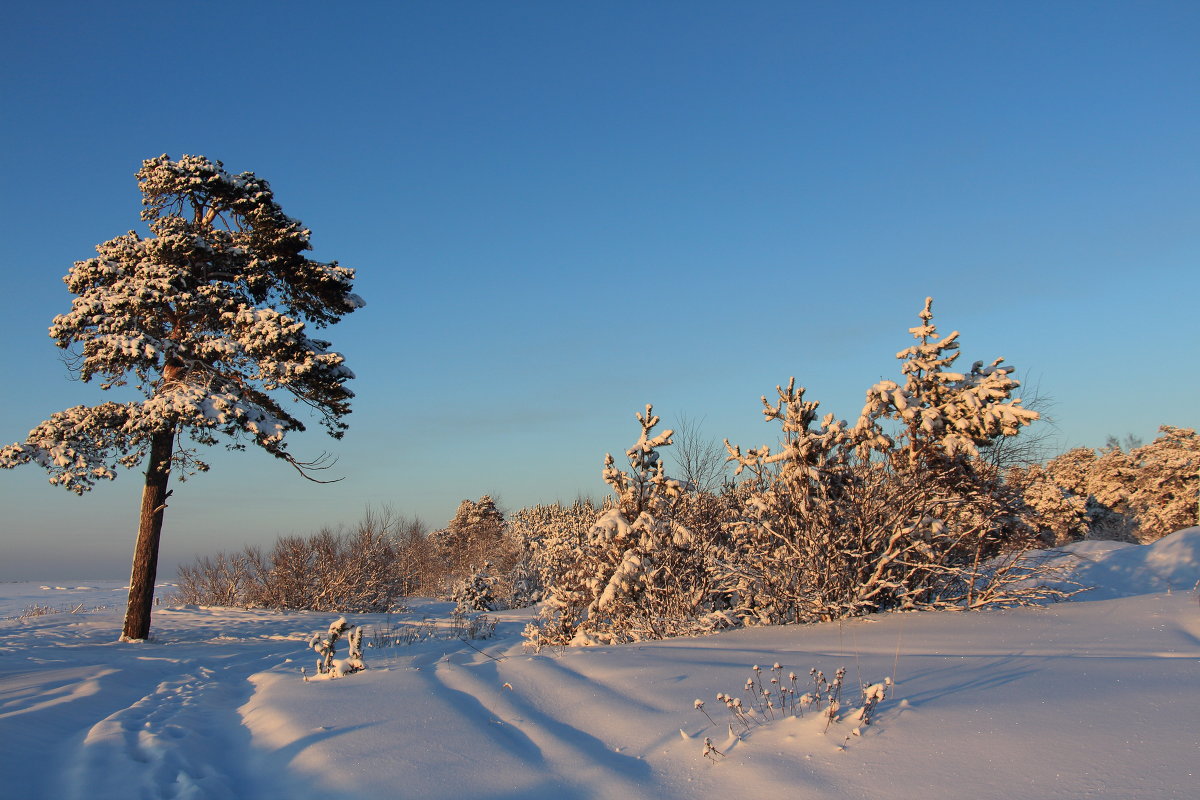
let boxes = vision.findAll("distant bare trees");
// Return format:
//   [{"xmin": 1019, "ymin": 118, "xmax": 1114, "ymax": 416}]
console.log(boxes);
[
  {"xmin": 669, "ymin": 414, "xmax": 728, "ymax": 493},
  {"xmin": 175, "ymin": 508, "xmax": 428, "ymax": 611}
]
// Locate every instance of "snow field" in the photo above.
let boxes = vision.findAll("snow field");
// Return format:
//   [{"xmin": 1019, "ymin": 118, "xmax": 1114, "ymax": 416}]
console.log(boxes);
[{"xmin": 2, "ymin": 530, "xmax": 1199, "ymax": 799}]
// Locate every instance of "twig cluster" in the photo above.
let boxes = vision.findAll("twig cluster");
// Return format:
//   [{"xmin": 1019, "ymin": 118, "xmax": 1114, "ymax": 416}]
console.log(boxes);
[{"xmin": 697, "ymin": 663, "xmax": 890, "ymax": 741}]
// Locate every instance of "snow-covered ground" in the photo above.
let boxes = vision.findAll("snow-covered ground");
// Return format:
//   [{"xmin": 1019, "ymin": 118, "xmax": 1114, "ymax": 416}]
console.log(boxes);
[{"xmin": 2, "ymin": 531, "xmax": 1198, "ymax": 800}]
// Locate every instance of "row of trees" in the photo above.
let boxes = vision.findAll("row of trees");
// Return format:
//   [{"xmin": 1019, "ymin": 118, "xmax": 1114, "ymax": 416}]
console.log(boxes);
[
  {"xmin": 174, "ymin": 510, "xmax": 428, "ymax": 612},
  {"xmin": 174, "ymin": 496, "xmax": 569, "ymax": 613}
]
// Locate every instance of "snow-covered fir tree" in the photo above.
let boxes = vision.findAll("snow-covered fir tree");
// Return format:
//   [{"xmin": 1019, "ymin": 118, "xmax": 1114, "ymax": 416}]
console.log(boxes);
[
  {"xmin": 430, "ymin": 495, "xmax": 511, "ymax": 582},
  {"xmin": 0, "ymin": 155, "xmax": 363, "ymax": 640},
  {"xmin": 452, "ymin": 562, "xmax": 497, "ymax": 613}
]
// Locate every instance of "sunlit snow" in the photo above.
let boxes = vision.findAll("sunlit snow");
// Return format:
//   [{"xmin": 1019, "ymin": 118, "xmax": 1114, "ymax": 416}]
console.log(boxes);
[{"xmin": 1, "ymin": 529, "xmax": 1197, "ymax": 799}]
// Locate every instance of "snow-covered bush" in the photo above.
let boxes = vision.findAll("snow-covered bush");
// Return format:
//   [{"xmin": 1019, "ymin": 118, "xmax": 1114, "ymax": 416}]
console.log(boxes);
[
  {"xmin": 527, "ymin": 406, "xmax": 718, "ymax": 647},
  {"xmin": 527, "ymin": 299, "xmax": 1070, "ymax": 646},
  {"xmin": 718, "ymin": 298, "xmax": 1053, "ymax": 624},
  {"xmin": 174, "ymin": 551, "xmax": 257, "ymax": 607},
  {"xmin": 306, "ymin": 617, "xmax": 365, "ymax": 679},
  {"xmin": 452, "ymin": 562, "xmax": 497, "ymax": 613}
]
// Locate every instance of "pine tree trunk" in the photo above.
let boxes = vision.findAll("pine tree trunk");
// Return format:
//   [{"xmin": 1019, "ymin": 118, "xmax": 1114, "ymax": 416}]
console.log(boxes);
[{"xmin": 122, "ymin": 428, "xmax": 175, "ymax": 641}]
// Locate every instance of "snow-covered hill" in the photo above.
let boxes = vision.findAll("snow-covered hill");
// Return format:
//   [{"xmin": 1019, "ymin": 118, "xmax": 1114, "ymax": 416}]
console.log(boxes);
[{"xmin": 2, "ymin": 530, "xmax": 1198, "ymax": 799}]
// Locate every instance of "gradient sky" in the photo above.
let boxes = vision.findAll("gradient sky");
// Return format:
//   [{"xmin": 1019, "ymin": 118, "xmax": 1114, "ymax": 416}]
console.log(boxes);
[{"xmin": 1, "ymin": 1, "xmax": 1196, "ymax": 580}]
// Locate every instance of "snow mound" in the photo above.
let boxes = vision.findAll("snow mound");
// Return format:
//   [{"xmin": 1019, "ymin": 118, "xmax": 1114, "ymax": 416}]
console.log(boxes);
[{"xmin": 1061, "ymin": 526, "xmax": 1200, "ymax": 600}]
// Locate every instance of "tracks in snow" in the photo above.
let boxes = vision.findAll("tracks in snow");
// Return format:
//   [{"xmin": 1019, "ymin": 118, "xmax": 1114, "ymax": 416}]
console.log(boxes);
[
  {"xmin": 62, "ymin": 648, "xmax": 295, "ymax": 800},
  {"xmin": 0, "ymin": 609, "xmax": 307, "ymax": 800}
]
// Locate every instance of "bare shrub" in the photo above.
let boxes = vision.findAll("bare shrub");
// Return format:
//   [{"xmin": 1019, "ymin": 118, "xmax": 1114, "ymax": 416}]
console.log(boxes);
[
  {"xmin": 670, "ymin": 413, "xmax": 729, "ymax": 493},
  {"xmin": 175, "ymin": 508, "xmax": 429, "ymax": 611}
]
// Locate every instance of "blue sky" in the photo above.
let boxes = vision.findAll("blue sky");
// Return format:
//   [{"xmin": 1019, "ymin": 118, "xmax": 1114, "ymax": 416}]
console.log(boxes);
[{"xmin": 1, "ymin": 1, "xmax": 1196, "ymax": 580}]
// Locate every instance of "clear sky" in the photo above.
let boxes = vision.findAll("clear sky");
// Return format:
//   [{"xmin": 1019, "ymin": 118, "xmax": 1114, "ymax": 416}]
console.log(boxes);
[{"xmin": 1, "ymin": 1, "xmax": 1196, "ymax": 580}]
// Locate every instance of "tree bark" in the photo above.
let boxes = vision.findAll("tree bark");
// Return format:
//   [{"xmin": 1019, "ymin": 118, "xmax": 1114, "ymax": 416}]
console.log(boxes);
[{"xmin": 122, "ymin": 428, "xmax": 175, "ymax": 640}]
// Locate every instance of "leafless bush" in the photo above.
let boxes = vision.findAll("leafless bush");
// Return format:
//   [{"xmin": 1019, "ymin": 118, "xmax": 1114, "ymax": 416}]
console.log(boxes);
[
  {"xmin": 670, "ymin": 414, "xmax": 730, "ymax": 493},
  {"xmin": 449, "ymin": 611, "xmax": 498, "ymax": 640},
  {"xmin": 175, "ymin": 508, "xmax": 431, "ymax": 612}
]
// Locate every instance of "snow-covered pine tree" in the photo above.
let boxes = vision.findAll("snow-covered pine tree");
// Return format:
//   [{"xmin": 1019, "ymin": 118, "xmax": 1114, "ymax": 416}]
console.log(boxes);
[
  {"xmin": 429, "ymin": 494, "xmax": 517, "ymax": 593},
  {"xmin": 1124, "ymin": 426, "xmax": 1199, "ymax": 540},
  {"xmin": 452, "ymin": 562, "xmax": 497, "ymax": 613},
  {"xmin": 722, "ymin": 297, "xmax": 1048, "ymax": 623},
  {"xmin": 528, "ymin": 406, "xmax": 711, "ymax": 646},
  {"xmin": 857, "ymin": 296, "xmax": 1039, "ymax": 475},
  {"xmin": 0, "ymin": 155, "xmax": 363, "ymax": 640}
]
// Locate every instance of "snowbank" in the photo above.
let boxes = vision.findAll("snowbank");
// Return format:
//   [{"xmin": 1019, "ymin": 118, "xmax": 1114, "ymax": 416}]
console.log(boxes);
[{"xmin": 1055, "ymin": 526, "xmax": 1200, "ymax": 600}]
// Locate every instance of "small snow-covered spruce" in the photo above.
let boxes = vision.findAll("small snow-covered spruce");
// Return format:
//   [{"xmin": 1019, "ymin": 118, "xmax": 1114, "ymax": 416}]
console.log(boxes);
[
  {"xmin": 0, "ymin": 155, "xmax": 363, "ymax": 641},
  {"xmin": 452, "ymin": 562, "xmax": 497, "ymax": 614}
]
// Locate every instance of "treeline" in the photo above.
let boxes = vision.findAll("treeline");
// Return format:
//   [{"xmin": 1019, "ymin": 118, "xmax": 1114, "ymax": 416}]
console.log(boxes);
[{"xmin": 175, "ymin": 298, "xmax": 1198, "ymax": 645}]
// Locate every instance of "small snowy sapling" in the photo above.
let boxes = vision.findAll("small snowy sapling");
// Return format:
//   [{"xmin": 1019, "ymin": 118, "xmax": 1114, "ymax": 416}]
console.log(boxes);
[{"xmin": 307, "ymin": 617, "xmax": 366, "ymax": 678}]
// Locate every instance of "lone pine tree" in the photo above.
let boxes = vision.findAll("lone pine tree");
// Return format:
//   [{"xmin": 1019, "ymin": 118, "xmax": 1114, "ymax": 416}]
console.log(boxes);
[{"xmin": 0, "ymin": 155, "xmax": 363, "ymax": 639}]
